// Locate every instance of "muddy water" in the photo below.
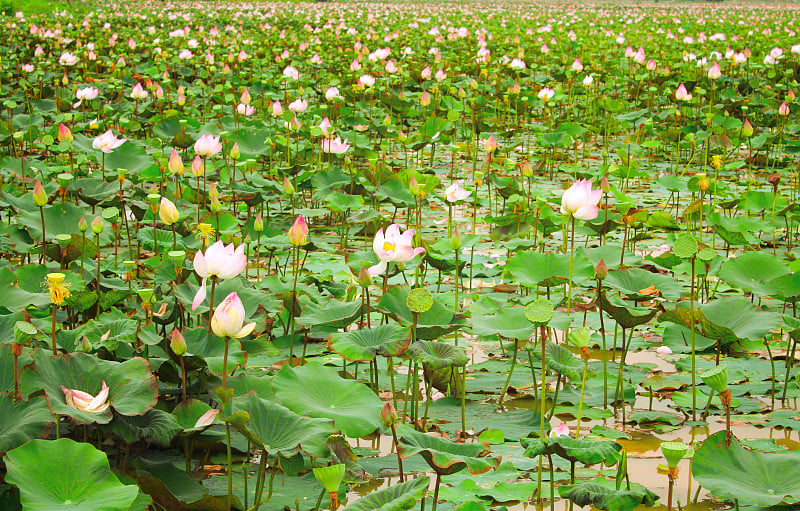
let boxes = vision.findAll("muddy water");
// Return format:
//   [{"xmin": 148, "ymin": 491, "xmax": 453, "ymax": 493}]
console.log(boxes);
[{"xmin": 344, "ymin": 340, "xmax": 798, "ymax": 510}]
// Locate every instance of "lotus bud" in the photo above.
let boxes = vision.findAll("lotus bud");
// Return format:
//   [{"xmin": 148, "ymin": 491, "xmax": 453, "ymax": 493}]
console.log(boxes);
[
  {"xmin": 283, "ymin": 177, "xmax": 295, "ymax": 195},
  {"xmin": 230, "ymin": 142, "xmax": 240, "ymax": 161},
  {"xmin": 159, "ymin": 197, "xmax": 179, "ymax": 225},
  {"xmin": 358, "ymin": 267, "xmax": 372, "ymax": 287},
  {"xmin": 522, "ymin": 160, "xmax": 533, "ymax": 178},
  {"xmin": 192, "ymin": 155, "xmax": 204, "ymax": 177},
  {"xmin": 380, "ymin": 402, "xmax": 398, "ymax": 426},
  {"xmin": 168, "ymin": 149, "xmax": 184, "ymax": 175},
  {"xmin": 288, "ymin": 215, "xmax": 308, "ymax": 246},
  {"xmin": 600, "ymin": 175, "xmax": 610, "ymax": 192},
  {"xmin": 57, "ymin": 123, "xmax": 73, "ymax": 142},
  {"xmin": 420, "ymin": 90, "xmax": 431, "ymax": 107},
  {"xmin": 409, "ymin": 176, "xmax": 420, "ymax": 197},
  {"xmin": 91, "ymin": 215, "xmax": 104, "ymax": 234},
  {"xmin": 33, "ymin": 180, "xmax": 48, "ymax": 207},
  {"xmin": 595, "ymin": 259, "xmax": 608, "ymax": 280},
  {"xmin": 253, "ymin": 212, "xmax": 264, "ymax": 233},
  {"xmin": 209, "ymin": 183, "xmax": 222, "ymax": 213},
  {"xmin": 450, "ymin": 225, "xmax": 462, "ymax": 251},
  {"xmin": 80, "ymin": 335, "xmax": 93, "ymax": 353},
  {"xmin": 779, "ymin": 101, "xmax": 790, "ymax": 116},
  {"xmin": 78, "ymin": 216, "xmax": 88, "ymax": 232},
  {"xmin": 742, "ymin": 119, "xmax": 754, "ymax": 137},
  {"xmin": 170, "ymin": 328, "xmax": 187, "ymax": 356}
]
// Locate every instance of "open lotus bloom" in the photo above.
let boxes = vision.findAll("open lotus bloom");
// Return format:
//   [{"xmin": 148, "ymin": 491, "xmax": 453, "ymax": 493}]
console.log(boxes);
[
  {"xmin": 211, "ymin": 291, "xmax": 256, "ymax": 339},
  {"xmin": 560, "ymin": 179, "xmax": 602, "ymax": 221},
  {"xmin": 367, "ymin": 223, "xmax": 425, "ymax": 276},
  {"xmin": 61, "ymin": 381, "xmax": 110, "ymax": 414},
  {"xmin": 192, "ymin": 241, "xmax": 247, "ymax": 310},
  {"xmin": 550, "ymin": 421, "xmax": 570, "ymax": 437},
  {"xmin": 444, "ymin": 182, "xmax": 471, "ymax": 202}
]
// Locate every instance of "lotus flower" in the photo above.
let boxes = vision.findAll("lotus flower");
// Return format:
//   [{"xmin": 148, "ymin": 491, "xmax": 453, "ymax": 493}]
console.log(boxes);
[
  {"xmin": 61, "ymin": 381, "xmax": 110, "ymax": 414},
  {"xmin": 444, "ymin": 182, "xmax": 472, "ymax": 203},
  {"xmin": 550, "ymin": 422, "xmax": 570, "ymax": 437},
  {"xmin": 283, "ymin": 65, "xmax": 299, "ymax": 80},
  {"xmin": 271, "ymin": 100, "xmax": 284, "ymax": 117},
  {"xmin": 236, "ymin": 103, "xmax": 255, "ymax": 116},
  {"xmin": 288, "ymin": 98, "xmax": 308, "ymax": 113},
  {"xmin": 211, "ymin": 291, "xmax": 256, "ymax": 339},
  {"xmin": 92, "ymin": 130, "xmax": 126, "ymax": 153},
  {"xmin": 194, "ymin": 409, "xmax": 219, "ymax": 428},
  {"xmin": 321, "ymin": 136, "xmax": 350, "ymax": 155},
  {"xmin": 560, "ymin": 179, "xmax": 602, "ymax": 221},
  {"xmin": 59, "ymin": 51, "xmax": 78, "ymax": 66},
  {"xmin": 708, "ymin": 62, "xmax": 721, "ymax": 80},
  {"xmin": 367, "ymin": 224, "xmax": 425, "ymax": 276},
  {"xmin": 130, "ymin": 82, "xmax": 148, "ymax": 100},
  {"xmin": 168, "ymin": 149, "xmax": 184, "ymax": 175},
  {"xmin": 194, "ymin": 133, "xmax": 222, "ymax": 156},
  {"xmin": 675, "ymin": 83, "xmax": 692, "ymax": 102},
  {"xmin": 57, "ymin": 123, "xmax": 73, "ymax": 142},
  {"xmin": 779, "ymin": 101, "xmax": 790, "ymax": 116},
  {"xmin": 191, "ymin": 240, "xmax": 247, "ymax": 310},
  {"xmin": 76, "ymin": 87, "xmax": 99, "ymax": 101},
  {"xmin": 538, "ymin": 87, "xmax": 555, "ymax": 101},
  {"xmin": 319, "ymin": 117, "xmax": 333, "ymax": 137},
  {"xmin": 325, "ymin": 87, "xmax": 341, "ymax": 101}
]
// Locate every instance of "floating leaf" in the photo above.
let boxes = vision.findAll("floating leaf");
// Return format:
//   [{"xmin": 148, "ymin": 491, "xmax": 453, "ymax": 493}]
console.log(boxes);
[
  {"xmin": 398, "ymin": 425, "xmax": 500, "ymax": 476},
  {"xmin": 328, "ymin": 324, "xmax": 410, "ymax": 362}
]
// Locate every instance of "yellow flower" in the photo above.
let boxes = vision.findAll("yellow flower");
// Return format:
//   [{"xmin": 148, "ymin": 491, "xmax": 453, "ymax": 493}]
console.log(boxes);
[
  {"xmin": 195, "ymin": 223, "xmax": 215, "ymax": 241},
  {"xmin": 46, "ymin": 273, "xmax": 71, "ymax": 305},
  {"xmin": 711, "ymin": 155, "xmax": 722, "ymax": 170}
]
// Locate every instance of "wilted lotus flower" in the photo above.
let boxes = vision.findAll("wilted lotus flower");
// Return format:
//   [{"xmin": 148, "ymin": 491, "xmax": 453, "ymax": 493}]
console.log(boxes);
[
  {"xmin": 560, "ymin": 179, "xmax": 602, "ymax": 221},
  {"xmin": 194, "ymin": 409, "xmax": 219, "ymax": 428},
  {"xmin": 59, "ymin": 51, "xmax": 78, "ymax": 66},
  {"xmin": 236, "ymin": 103, "xmax": 255, "ymax": 116},
  {"xmin": 321, "ymin": 136, "xmax": 350, "ymax": 155},
  {"xmin": 211, "ymin": 291, "xmax": 256, "ymax": 339},
  {"xmin": 194, "ymin": 133, "xmax": 222, "ymax": 157},
  {"xmin": 367, "ymin": 224, "xmax": 425, "ymax": 276},
  {"xmin": 130, "ymin": 82, "xmax": 148, "ymax": 100},
  {"xmin": 61, "ymin": 381, "xmax": 110, "ymax": 414},
  {"xmin": 444, "ymin": 182, "xmax": 471, "ymax": 203},
  {"xmin": 192, "ymin": 240, "xmax": 247, "ymax": 310},
  {"xmin": 92, "ymin": 130, "xmax": 126, "ymax": 153}
]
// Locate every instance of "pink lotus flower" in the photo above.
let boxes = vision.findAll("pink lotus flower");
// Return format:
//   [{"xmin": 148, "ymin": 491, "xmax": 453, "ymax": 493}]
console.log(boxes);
[
  {"xmin": 571, "ymin": 58, "xmax": 583, "ymax": 72},
  {"xmin": 321, "ymin": 136, "xmax": 350, "ymax": 155},
  {"xmin": 325, "ymin": 87, "xmax": 341, "ymax": 101},
  {"xmin": 367, "ymin": 224, "xmax": 425, "ymax": 276},
  {"xmin": 444, "ymin": 182, "xmax": 472, "ymax": 203},
  {"xmin": 236, "ymin": 103, "xmax": 255, "ymax": 116},
  {"xmin": 59, "ymin": 51, "xmax": 78, "ymax": 66},
  {"xmin": 191, "ymin": 241, "xmax": 247, "ymax": 310},
  {"xmin": 57, "ymin": 123, "xmax": 73, "ymax": 143},
  {"xmin": 708, "ymin": 62, "xmax": 721, "ymax": 80},
  {"xmin": 434, "ymin": 69, "xmax": 447, "ymax": 82},
  {"xmin": 538, "ymin": 87, "xmax": 555, "ymax": 101},
  {"xmin": 194, "ymin": 134, "xmax": 222, "ymax": 157},
  {"xmin": 271, "ymin": 100, "xmax": 284, "ymax": 117},
  {"xmin": 779, "ymin": 101, "xmax": 790, "ymax": 116},
  {"xmin": 130, "ymin": 82, "xmax": 148, "ymax": 100},
  {"xmin": 319, "ymin": 117, "xmax": 333, "ymax": 138},
  {"xmin": 288, "ymin": 215, "xmax": 309, "ymax": 246},
  {"xmin": 483, "ymin": 134, "xmax": 499, "ymax": 153},
  {"xmin": 92, "ymin": 130, "xmax": 126, "ymax": 153},
  {"xmin": 358, "ymin": 74, "xmax": 375, "ymax": 88},
  {"xmin": 420, "ymin": 65, "xmax": 431, "ymax": 79},
  {"xmin": 646, "ymin": 59, "xmax": 657, "ymax": 71},
  {"xmin": 288, "ymin": 98, "xmax": 308, "ymax": 113},
  {"xmin": 550, "ymin": 422, "xmax": 570, "ymax": 437},
  {"xmin": 560, "ymin": 179, "xmax": 602, "ymax": 221},
  {"xmin": 656, "ymin": 346, "xmax": 673, "ymax": 355},
  {"xmin": 283, "ymin": 65, "xmax": 299, "ymax": 80},
  {"xmin": 675, "ymin": 83, "xmax": 692, "ymax": 102},
  {"xmin": 510, "ymin": 58, "xmax": 526, "ymax": 70},
  {"xmin": 76, "ymin": 87, "xmax": 99, "ymax": 101},
  {"xmin": 211, "ymin": 291, "xmax": 256, "ymax": 339},
  {"xmin": 61, "ymin": 381, "xmax": 110, "ymax": 414}
]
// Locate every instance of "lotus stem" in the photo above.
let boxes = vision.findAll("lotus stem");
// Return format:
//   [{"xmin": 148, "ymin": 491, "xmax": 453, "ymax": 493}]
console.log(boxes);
[
  {"xmin": 567, "ymin": 215, "xmax": 575, "ymax": 313},
  {"xmin": 576, "ymin": 351, "xmax": 589, "ymax": 438},
  {"xmin": 222, "ymin": 335, "xmax": 229, "ymax": 389},
  {"xmin": 667, "ymin": 466, "xmax": 678, "ymax": 511},
  {"xmin": 39, "ymin": 206, "xmax": 46, "ymax": 265},
  {"xmin": 50, "ymin": 304, "xmax": 57, "ymax": 355},
  {"xmin": 389, "ymin": 423, "xmax": 404, "ymax": 482},
  {"xmin": 498, "ymin": 338, "xmax": 517, "ymax": 407},
  {"xmin": 208, "ymin": 277, "xmax": 217, "ymax": 334},
  {"xmin": 431, "ymin": 473, "xmax": 442, "ymax": 511},
  {"xmin": 690, "ymin": 257, "xmax": 697, "ymax": 422},
  {"xmin": 225, "ymin": 421, "xmax": 233, "ymax": 511}
]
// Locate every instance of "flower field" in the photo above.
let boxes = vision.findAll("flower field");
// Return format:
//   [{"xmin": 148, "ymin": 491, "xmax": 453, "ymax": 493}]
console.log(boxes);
[{"xmin": 2, "ymin": 1, "xmax": 800, "ymax": 510}]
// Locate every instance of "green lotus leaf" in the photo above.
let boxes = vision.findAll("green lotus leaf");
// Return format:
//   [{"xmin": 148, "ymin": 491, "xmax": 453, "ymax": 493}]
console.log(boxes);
[
  {"xmin": 104, "ymin": 409, "xmax": 182, "ymax": 447},
  {"xmin": 297, "ymin": 299, "xmax": 363, "ymax": 330},
  {"xmin": 4, "ymin": 438, "xmax": 140, "ymax": 511},
  {"xmin": 328, "ymin": 324, "xmax": 410, "ymax": 362},
  {"xmin": 506, "ymin": 251, "xmax": 594, "ymax": 288},
  {"xmin": 182, "ymin": 328, "xmax": 245, "ymax": 377},
  {"xmin": 693, "ymin": 431, "xmax": 800, "ymax": 507},
  {"xmin": 0, "ymin": 394, "xmax": 52, "ymax": 455},
  {"xmin": 225, "ymin": 392, "xmax": 333, "ymax": 457},
  {"xmin": 407, "ymin": 340, "xmax": 468, "ymax": 370},
  {"xmin": 173, "ymin": 399, "xmax": 219, "ymax": 434},
  {"xmin": 272, "ymin": 363, "xmax": 381, "ymax": 438},
  {"xmin": 559, "ymin": 480, "xmax": 659, "ymax": 511},
  {"xmin": 599, "ymin": 292, "xmax": 658, "ymax": 329},
  {"xmin": 718, "ymin": 251, "xmax": 791, "ymax": 296},
  {"xmin": 397, "ymin": 425, "xmax": 500, "ymax": 476},
  {"xmin": 543, "ymin": 341, "xmax": 586, "ymax": 381},
  {"xmin": 471, "ymin": 306, "xmax": 535, "ymax": 339},
  {"xmin": 378, "ymin": 287, "xmax": 467, "ymax": 340},
  {"xmin": 340, "ymin": 475, "xmax": 429, "ymax": 511},
  {"xmin": 521, "ymin": 435, "xmax": 622, "ymax": 466},
  {"xmin": 135, "ymin": 458, "xmax": 233, "ymax": 511},
  {"xmin": 20, "ymin": 351, "xmax": 158, "ymax": 424},
  {"xmin": 603, "ymin": 268, "xmax": 684, "ymax": 301}
]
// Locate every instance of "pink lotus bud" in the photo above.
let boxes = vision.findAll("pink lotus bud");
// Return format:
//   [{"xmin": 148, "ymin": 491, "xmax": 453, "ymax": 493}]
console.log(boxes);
[
  {"xmin": 420, "ymin": 90, "xmax": 431, "ymax": 107},
  {"xmin": 170, "ymin": 328, "xmax": 187, "ymax": 356},
  {"xmin": 240, "ymin": 88, "xmax": 251, "ymax": 105},
  {"xmin": 58, "ymin": 123, "xmax": 73, "ymax": 142},
  {"xmin": 779, "ymin": 101, "xmax": 790, "ymax": 116},
  {"xmin": 211, "ymin": 291, "xmax": 256, "ymax": 339},
  {"xmin": 380, "ymin": 402, "xmax": 398, "ymax": 426},
  {"xmin": 288, "ymin": 215, "xmax": 308, "ymax": 246},
  {"xmin": 560, "ymin": 179, "xmax": 602, "ymax": 221},
  {"xmin": 159, "ymin": 197, "xmax": 179, "ymax": 225},
  {"xmin": 168, "ymin": 149, "xmax": 184, "ymax": 175},
  {"xmin": 550, "ymin": 422, "xmax": 570, "ymax": 437},
  {"xmin": 708, "ymin": 62, "xmax": 721, "ymax": 80},
  {"xmin": 192, "ymin": 155, "xmax": 204, "ymax": 177},
  {"xmin": 33, "ymin": 180, "xmax": 48, "ymax": 207},
  {"xmin": 209, "ymin": 183, "xmax": 222, "ymax": 213},
  {"xmin": 742, "ymin": 119, "xmax": 754, "ymax": 137}
]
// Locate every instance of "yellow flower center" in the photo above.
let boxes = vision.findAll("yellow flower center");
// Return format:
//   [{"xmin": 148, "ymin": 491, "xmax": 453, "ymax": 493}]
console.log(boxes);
[{"xmin": 383, "ymin": 242, "xmax": 395, "ymax": 253}]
